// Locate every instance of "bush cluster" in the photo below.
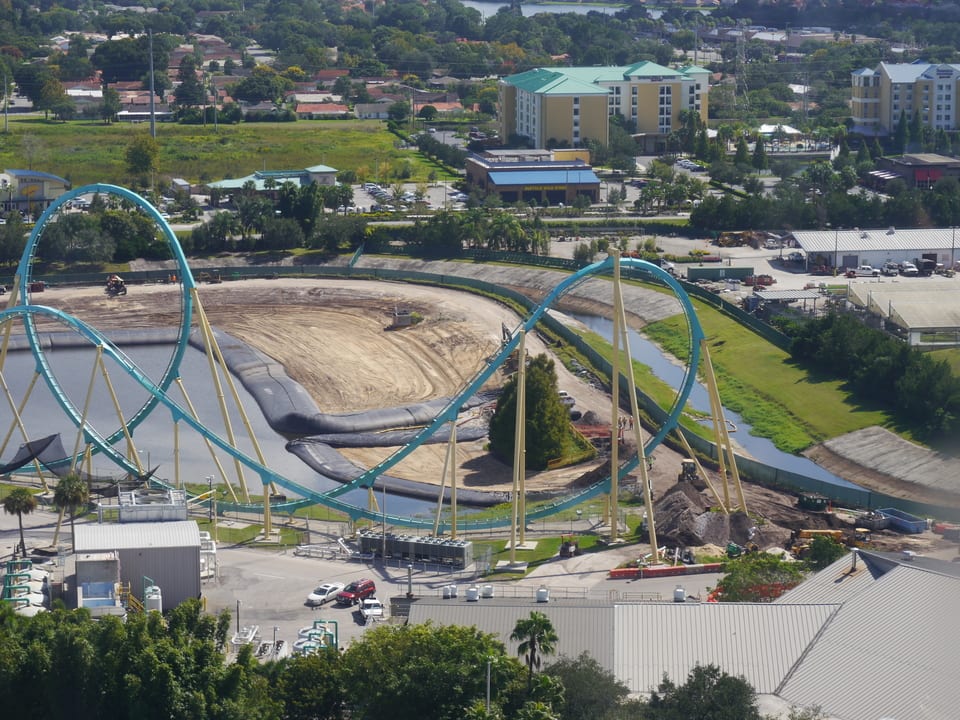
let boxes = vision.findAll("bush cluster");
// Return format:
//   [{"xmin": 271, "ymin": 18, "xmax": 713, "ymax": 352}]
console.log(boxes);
[{"xmin": 787, "ymin": 312, "xmax": 960, "ymax": 437}]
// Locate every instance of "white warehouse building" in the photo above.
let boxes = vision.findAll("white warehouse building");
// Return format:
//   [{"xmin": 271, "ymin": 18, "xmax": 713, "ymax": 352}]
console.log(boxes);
[
  {"xmin": 790, "ymin": 227, "xmax": 960, "ymax": 347},
  {"xmin": 789, "ymin": 226, "xmax": 960, "ymax": 273}
]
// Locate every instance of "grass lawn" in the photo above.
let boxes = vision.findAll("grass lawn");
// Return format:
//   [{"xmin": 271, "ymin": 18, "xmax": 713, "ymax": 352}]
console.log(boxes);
[
  {"xmin": 643, "ymin": 298, "xmax": 895, "ymax": 452},
  {"xmin": 930, "ymin": 347, "xmax": 960, "ymax": 377},
  {"xmin": 0, "ymin": 117, "xmax": 455, "ymax": 187}
]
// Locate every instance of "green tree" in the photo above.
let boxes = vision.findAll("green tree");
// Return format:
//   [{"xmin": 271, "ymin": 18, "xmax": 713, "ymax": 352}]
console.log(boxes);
[
  {"xmin": 173, "ymin": 55, "xmax": 205, "ymax": 106},
  {"xmin": 893, "ymin": 111, "xmax": 908, "ymax": 154},
  {"xmin": 125, "ymin": 133, "xmax": 160, "ymax": 182},
  {"xmin": 644, "ymin": 664, "xmax": 763, "ymax": 720},
  {"xmin": 713, "ymin": 553, "xmax": 804, "ymax": 602},
  {"xmin": 751, "ymin": 136, "xmax": 767, "ymax": 172},
  {"xmin": 3, "ymin": 487, "xmax": 38, "ymax": 557},
  {"xmin": 488, "ymin": 354, "xmax": 571, "ymax": 470},
  {"xmin": 52, "ymin": 473, "xmax": 89, "ymax": 552},
  {"xmin": 544, "ymin": 652, "xmax": 628, "ymax": 720},
  {"xmin": 100, "ymin": 87, "xmax": 121, "ymax": 123},
  {"xmin": 275, "ymin": 650, "xmax": 345, "ymax": 720},
  {"xmin": 388, "ymin": 100, "xmax": 410, "ymax": 123},
  {"xmin": 339, "ymin": 623, "xmax": 515, "ymax": 720},
  {"xmin": 806, "ymin": 536, "xmax": 847, "ymax": 571},
  {"xmin": 511, "ymin": 611, "xmax": 559, "ymax": 690},
  {"xmin": 734, "ymin": 136, "xmax": 750, "ymax": 166}
]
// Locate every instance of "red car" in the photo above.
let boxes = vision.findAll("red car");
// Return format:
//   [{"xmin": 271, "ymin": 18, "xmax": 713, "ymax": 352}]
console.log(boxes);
[{"xmin": 335, "ymin": 578, "xmax": 377, "ymax": 606}]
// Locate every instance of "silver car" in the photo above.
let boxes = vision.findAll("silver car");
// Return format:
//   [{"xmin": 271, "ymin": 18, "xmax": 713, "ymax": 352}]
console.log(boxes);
[{"xmin": 305, "ymin": 581, "xmax": 345, "ymax": 607}]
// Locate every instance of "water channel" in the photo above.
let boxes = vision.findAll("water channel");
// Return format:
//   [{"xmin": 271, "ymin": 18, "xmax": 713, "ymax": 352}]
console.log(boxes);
[
  {"xmin": 0, "ymin": 343, "xmax": 434, "ymax": 518},
  {"xmin": 567, "ymin": 313, "xmax": 860, "ymax": 490},
  {"xmin": 459, "ymin": 0, "xmax": 624, "ymax": 17}
]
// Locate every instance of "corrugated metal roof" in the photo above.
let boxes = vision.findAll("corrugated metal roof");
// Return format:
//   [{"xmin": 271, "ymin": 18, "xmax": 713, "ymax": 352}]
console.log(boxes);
[
  {"xmin": 791, "ymin": 227, "xmax": 960, "ymax": 254},
  {"xmin": 504, "ymin": 62, "xmax": 701, "ymax": 95},
  {"xmin": 614, "ymin": 603, "xmax": 838, "ymax": 694},
  {"xmin": 487, "ymin": 170, "xmax": 599, "ymax": 186},
  {"xmin": 775, "ymin": 553, "xmax": 879, "ymax": 605},
  {"xmin": 75, "ymin": 520, "xmax": 201, "ymax": 551},
  {"xmin": 407, "ymin": 599, "xmax": 616, "ymax": 670},
  {"xmin": 778, "ymin": 565, "xmax": 960, "ymax": 720},
  {"xmin": 846, "ymin": 283, "xmax": 960, "ymax": 330},
  {"xmin": 880, "ymin": 62, "xmax": 939, "ymax": 83},
  {"xmin": 754, "ymin": 290, "xmax": 822, "ymax": 301},
  {"xmin": 503, "ymin": 68, "xmax": 607, "ymax": 96}
]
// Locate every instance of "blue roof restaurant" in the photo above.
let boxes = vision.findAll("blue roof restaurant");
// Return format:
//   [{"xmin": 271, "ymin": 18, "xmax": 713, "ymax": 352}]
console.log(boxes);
[{"xmin": 464, "ymin": 150, "xmax": 600, "ymax": 206}]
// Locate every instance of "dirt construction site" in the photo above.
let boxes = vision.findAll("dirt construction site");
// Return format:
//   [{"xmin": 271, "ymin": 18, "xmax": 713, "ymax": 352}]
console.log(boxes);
[{"xmin": 26, "ymin": 261, "xmax": 955, "ymax": 562}]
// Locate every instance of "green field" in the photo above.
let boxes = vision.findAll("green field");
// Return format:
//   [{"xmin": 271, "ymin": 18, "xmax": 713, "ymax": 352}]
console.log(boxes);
[
  {"xmin": 642, "ymin": 298, "xmax": 895, "ymax": 452},
  {"xmin": 0, "ymin": 117, "xmax": 453, "ymax": 187}
]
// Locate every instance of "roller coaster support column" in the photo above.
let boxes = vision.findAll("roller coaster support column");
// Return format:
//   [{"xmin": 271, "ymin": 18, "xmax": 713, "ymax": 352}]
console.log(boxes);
[
  {"xmin": 263, "ymin": 475, "xmax": 273, "ymax": 537},
  {"xmin": 614, "ymin": 254, "xmax": 658, "ymax": 560},
  {"xmin": 449, "ymin": 420, "xmax": 458, "ymax": 539},
  {"xmin": 609, "ymin": 252, "xmax": 622, "ymax": 543},
  {"xmin": 701, "ymin": 340, "xmax": 747, "ymax": 513},
  {"xmin": 509, "ymin": 330, "xmax": 526, "ymax": 564}
]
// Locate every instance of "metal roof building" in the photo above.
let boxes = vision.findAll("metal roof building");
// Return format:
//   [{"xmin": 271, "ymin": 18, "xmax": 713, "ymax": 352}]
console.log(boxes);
[
  {"xmin": 790, "ymin": 227, "xmax": 960, "ymax": 268},
  {"xmin": 74, "ymin": 520, "xmax": 201, "ymax": 607},
  {"xmin": 464, "ymin": 152, "xmax": 600, "ymax": 206},
  {"xmin": 406, "ymin": 550, "xmax": 960, "ymax": 718},
  {"xmin": 846, "ymin": 281, "xmax": 960, "ymax": 346},
  {"xmin": 790, "ymin": 227, "xmax": 960, "ymax": 346},
  {"xmin": 777, "ymin": 551, "xmax": 960, "ymax": 720}
]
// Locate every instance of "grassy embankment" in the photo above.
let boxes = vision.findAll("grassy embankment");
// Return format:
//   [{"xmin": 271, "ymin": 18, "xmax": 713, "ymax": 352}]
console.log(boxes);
[
  {"xmin": 0, "ymin": 117, "xmax": 456, "ymax": 187},
  {"xmin": 641, "ymin": 299, "xmax": 898, "ymax": 452}
]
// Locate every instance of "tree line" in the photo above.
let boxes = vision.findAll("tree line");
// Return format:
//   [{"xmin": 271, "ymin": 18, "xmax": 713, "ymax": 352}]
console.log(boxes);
[{"xmin": 785, "ymin": 312, "xmax": 960, "ymax": 437}]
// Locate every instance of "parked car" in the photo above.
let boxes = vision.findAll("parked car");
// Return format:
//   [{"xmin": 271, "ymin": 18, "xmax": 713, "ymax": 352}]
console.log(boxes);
[
  {"xmin": 899, "ymin": 261, "xmax": 919, "ymax": 276},
  {"xmin": 558, "ymin": 390, "xmax": 576, "ymax": 407},
  {"xmin": 305, "ymin": 581, "xmax": 345, "ymax": 607},
  {"xmin": 881, "ymin": 262, "xmax": 899, "ymax": 276},
  {"xmin": 336, "ymin": 578, "xmax": 376, "ymax": 605},
  {"xmin": 787, "ymin": 251, "xmax": 805, "ymax": 263},
  {"xmin": 845, "ymin": 265, "xmax": 880, "ymax": 278},
  {"xmin": 359, "ymin": 597, "xmax": 385, "ymax": 622}
]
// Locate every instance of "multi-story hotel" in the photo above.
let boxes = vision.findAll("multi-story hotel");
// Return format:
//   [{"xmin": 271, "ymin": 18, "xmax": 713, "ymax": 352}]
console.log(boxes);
[
  {"xmin": 851, "ymin": 62, "xmax": 960, "ymax": 136},
  {"xmin": 499, "ymin": 61, "xmax": 710, "ymax": 153}
]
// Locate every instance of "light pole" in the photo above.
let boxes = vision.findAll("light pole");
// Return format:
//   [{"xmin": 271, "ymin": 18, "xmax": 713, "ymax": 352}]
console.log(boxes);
[
  {"xmin": 952, "ymin": 226, "xmax": 956, "ymax": 271},
  {"xmin": 207, "ymin": 475, "xmax": 214, "ymax": 523},
  {"xmin": 381, "ymin": 481, "xmax": 387, "ymax": 565},
  {"xmin": 486, "ymin": 658, "xmax": 492, "ymax": 713}
]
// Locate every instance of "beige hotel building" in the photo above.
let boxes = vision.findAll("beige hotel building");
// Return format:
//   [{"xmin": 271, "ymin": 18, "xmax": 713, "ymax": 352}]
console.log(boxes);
[
  {"xmin": 852, "ymin": 62, "xmax": 960, "ymax": 136},
  {"xmin": 499, "ymin": 61, "xmax": 710, "ymax": 154}
]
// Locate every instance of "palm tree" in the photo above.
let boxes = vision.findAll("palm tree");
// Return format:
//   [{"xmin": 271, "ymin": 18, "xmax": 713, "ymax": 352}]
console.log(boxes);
[
  {"xmin": 3, "ymin": 487, "xmax": 38, "ymax": 557},
  {"xmin": 510, "ymin": 611, "xmax": 559, "ymax": 690},
  {"xmin": 53, "ymin": 473, "xmax": 89, "ymax": 552}
]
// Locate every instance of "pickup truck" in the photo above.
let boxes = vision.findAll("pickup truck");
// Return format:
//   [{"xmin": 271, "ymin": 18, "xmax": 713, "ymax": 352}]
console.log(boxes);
[
  {"xmin": 845, "ymin": 265, "xmax": 880, "ymax": 278},
  {"xmin": 359, "ymin": 598, "xmax": 385, "ymax": 622},
  {"xmin": 881, "ymin": 262, "xmax": 899, "ymax": 276}
]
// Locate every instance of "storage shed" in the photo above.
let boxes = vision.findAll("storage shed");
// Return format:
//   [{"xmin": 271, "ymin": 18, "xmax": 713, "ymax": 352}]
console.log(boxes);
[{"xmin": 74, "ymin": 520, "xmax": 201, "ymax": 607}]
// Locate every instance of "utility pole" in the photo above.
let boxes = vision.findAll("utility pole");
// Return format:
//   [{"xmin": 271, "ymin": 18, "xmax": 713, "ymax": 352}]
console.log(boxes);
[
  {"xmin": 2, "ymin": 70, "xmax": 7, "ymax": 134},
  {"xmin": 148, "ymin": 30, "xmax": 156, "ymax": 139}
]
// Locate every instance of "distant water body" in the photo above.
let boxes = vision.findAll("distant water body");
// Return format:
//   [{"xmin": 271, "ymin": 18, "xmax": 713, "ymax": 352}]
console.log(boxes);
[{"xmin": 459, "ymin": 0, "xmax": 628, "ymax": 18}]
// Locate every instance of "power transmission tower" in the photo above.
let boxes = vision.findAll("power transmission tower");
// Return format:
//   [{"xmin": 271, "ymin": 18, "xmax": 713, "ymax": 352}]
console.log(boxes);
[{"xmin": 735, "ymin": 21, "xmax": 750, "ymax": 114}]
